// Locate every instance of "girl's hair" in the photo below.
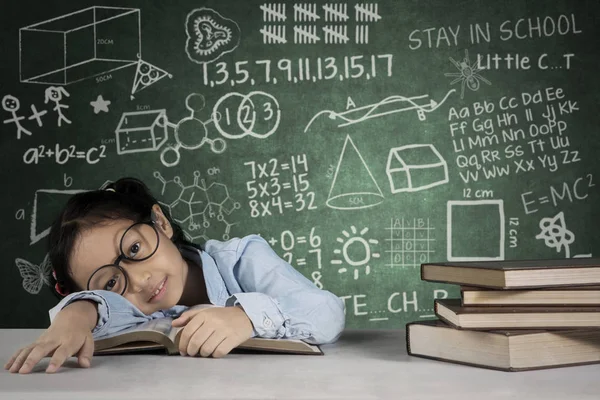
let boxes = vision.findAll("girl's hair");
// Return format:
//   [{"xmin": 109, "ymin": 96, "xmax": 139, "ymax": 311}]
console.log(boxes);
[{"xmin": 48, "ymin": 177, "xmax": 199, "ymax": 299}]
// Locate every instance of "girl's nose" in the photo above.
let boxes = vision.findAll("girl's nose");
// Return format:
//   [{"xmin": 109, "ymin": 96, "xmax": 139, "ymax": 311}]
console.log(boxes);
[{"xmin": 128, "ymin": 269, "xmax": 152, "ymax": 293}]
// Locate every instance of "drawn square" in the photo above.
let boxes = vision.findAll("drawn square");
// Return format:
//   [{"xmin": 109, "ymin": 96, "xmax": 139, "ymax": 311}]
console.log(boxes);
[{"xmin": 447, "ymin": 200, "xmax": 504, "ymax": 261}]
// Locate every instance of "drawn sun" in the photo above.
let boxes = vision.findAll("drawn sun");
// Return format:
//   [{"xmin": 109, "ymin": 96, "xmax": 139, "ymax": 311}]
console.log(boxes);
[{"xmin": 331, "ymin": 225, "xmax": 380, "ymax": 280}]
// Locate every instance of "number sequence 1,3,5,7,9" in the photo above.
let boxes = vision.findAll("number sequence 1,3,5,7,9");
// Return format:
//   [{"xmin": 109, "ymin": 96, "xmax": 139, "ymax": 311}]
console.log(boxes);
[{"xmin": 202, "ymin": 54, "xmax": 394, "ymax": 87}]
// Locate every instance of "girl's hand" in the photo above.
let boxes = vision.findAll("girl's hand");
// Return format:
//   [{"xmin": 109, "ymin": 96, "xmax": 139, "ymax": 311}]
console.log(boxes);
[
  {"xmin": 4, "ymin": 301, "xmax": 97, "ymax": 374},
  {"xmin": 172, "ymin": 306, "xmax": 253, "ymax": 358}
]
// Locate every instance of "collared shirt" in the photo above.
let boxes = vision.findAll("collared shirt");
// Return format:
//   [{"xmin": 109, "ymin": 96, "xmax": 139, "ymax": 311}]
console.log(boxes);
[{"xmin": 48, "ymin": 235, "xmax": 345, "ymax": 344}]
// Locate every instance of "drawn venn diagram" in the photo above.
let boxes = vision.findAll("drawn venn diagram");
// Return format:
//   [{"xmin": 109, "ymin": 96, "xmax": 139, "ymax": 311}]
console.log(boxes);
[{"xmin": 212, "ymin": 91, "xmax": 281, "ymax": 140}]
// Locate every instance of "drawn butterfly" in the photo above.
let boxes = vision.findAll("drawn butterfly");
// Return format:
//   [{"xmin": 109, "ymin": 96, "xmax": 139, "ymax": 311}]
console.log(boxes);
[{"xmin": 15, "ymin": 253, "xmax": 52, "ymax": 295}]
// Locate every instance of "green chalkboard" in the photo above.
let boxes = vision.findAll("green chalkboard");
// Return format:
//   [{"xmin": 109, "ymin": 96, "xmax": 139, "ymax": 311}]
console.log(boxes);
[{"xmin": 1, "ymin": 0, "xmax": 599, "ymax": 329}]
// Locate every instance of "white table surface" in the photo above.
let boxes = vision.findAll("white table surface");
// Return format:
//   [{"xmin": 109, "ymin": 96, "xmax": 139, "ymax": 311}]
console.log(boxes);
[{"xmin": 1, "ymin": 328, "xmax": 599, "ymax": 400}]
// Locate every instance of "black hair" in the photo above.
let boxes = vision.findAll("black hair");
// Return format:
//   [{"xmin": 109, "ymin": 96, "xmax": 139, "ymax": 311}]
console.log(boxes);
[{"xmin": 48, "ymin": 177, "xmax": 199, "ymax": 299}]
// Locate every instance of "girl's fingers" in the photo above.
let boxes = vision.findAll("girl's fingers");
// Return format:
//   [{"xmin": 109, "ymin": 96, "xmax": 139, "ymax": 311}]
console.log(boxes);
[
  {"xmin": 187, "ymin": 327, "xmax": 215, "ymax": 357},
  {"xmin": 198, "ymin": 332, "xmax": 226, "ymax": 358},
  {"xmin": 75, "ymin": 335, "xmax": 94, "ymax": 368},
  {"xmin": 212, "ymin": 336, "xmax": 237, "ymax": 359},
  {"xmin": 172, "ymin": 309, "xmax": 202, "ymax": 327},
  {"xmin": 178, "ymin": 315, "xmax": 206, "ymax": 355},
  {"xmin": 4, "ymin": 347, "xmax": 24, "ymax": 370},
  {"xmin": 18, "ymin": 344, "xmax": 55, "ymax": 374},
  {"xmin": 9, "ymin": 347, "xmax": 34, "ymax": 373},
  {"xmin": 46, "ymin": 345, "xmax": 73, "ymax": 374}
]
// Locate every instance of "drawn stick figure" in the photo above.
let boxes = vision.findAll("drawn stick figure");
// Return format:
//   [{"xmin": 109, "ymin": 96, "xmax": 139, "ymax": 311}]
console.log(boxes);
[
  {"xmin": 44, "ymin": 86, "xmax": 71, "ymax": 127},
  {"xmin": 2, "ymin": 95, "xmax": 32, "ymax": 139}
]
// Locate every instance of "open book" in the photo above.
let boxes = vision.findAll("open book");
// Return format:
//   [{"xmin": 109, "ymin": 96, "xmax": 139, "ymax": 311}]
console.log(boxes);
[{"xmin": 93, "ymin": 317, "xmax": 323, "ymax": 356}]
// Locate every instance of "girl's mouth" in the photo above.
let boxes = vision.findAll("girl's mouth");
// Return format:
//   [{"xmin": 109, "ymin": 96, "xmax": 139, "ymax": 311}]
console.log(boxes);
[{"xmin": 149, "ymin": 277, "xmax": 167, "ymax": 302}]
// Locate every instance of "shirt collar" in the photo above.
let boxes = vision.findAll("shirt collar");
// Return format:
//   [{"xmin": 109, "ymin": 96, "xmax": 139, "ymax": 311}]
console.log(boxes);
[{"xmin": 179, "ymin": 244, "xmax": 228, "ymax": 304}]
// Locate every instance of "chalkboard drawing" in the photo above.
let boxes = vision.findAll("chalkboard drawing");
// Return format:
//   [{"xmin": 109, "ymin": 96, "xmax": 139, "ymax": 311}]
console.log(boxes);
[
  {"xmin": 115, "ymin": 109, "xmax": 169, "ymax": 155},
  {"xmin": 260, "ymin": 3, "xmax": 287, "ymax": 22},
  {"xmin": 30, "ymin": 188, "xmax": 87, "ymax": 245},
  {"xmin": 355, "ymin": 3, "xmax": 381, "ymax": 22},
  {"xmin": 260, "ymin": 25, "xmax": 287, "ymax": 44},
  {"xmin": 444, "ymin": 49, "xmax": 491, "ymax": 100},
  {"xmin": 44, "ymin": 86, "xmax": 71, "ymax": 127},
  {"xmin": 19, "ymin": 7, "xmax": 171, "ymax": 98},
  {"xmin": 355, "ymin": 25, "xmax": 369, "ymax": 44},
  {"xmin": 213, "ymin": 91, "xmax": 281, "ymax": 140},
  {"xmin": 154, "ymin": 171, "xmax": 241, "ymax": 242},
  {"xmin": 326, "ymin": 135, "xmax": 384, "ymax": 210},
  {"xmin": 385, "ymin": 144, "xmax": 448, "ymax": 193},
  {"xmin": 535, "ymin": 211, "xmax": 575, "ymax": 258},
  {"xmin": 90, "ymin": 94, "xmax": 111, "ymax": 114},
  {"xmin": 15, "ymin": 253, "xmax": 52, "ymax": 295},
  {"xmin": 331, "ymin": 225, "xmax": 380, "ymax": 280},
  {"xmin": 295, "ymin": 25, "xmax": 321, "ymax": 44},
  {"xmin": 160, "ymin": 93, "xmax": 226, "ymax": 167},
  {"xmin": 447, "ymin": 200, "xmax": 505, "ymax": 261},
  {"xmin": 324, "ymin": 3, "xmax": 348, "ymax": 22},
  {"xmin": 323, "ymin": 25, "xmax": 347, "ymax": 44},
  {"xmin": 261, "ymin": 3, "xmax": 380, "ymax": 45},
  {"xmin": 303, "ymin": 90, "xmax": 456, "ymax": 132},
  {"xmin": 28, "ymin": 104, "xmax": 48, "ymax": 128},
  {"xmin": 116, "ymin": 94, "xmax": 226, "ymax": 167},
  {"xmin": 2, "ymin": 95, "xmax": 32, "ymax": 139},
  {"xmin": 386, "ymin": 218, "xmax": 435, "ymax": 268},
  {"xmin": 130, "ymin": 59, "xmax": 171, "ymax": 100},
  {"xmin": 294, "ymin": 4, "xmax": 320, "ymax": 22},
  {"xmin": 185, "ymin": 8, "xmax": 240, "ymax": 64}
]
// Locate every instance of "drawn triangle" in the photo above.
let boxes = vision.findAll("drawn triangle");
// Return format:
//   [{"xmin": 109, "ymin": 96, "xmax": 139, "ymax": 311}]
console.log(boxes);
[
  {"xmin": 130, "ymin": 59, "xmax": 172, "ymax": 99},
  {"xmin": 326, "ymin": 135, "xmax": 384, "ymax": 210}
]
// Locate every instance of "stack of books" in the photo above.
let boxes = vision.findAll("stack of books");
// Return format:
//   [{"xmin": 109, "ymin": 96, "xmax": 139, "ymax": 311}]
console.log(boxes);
[{"xmin": 406, "ymin": 257, "xmax": 600, "ymax": 371}]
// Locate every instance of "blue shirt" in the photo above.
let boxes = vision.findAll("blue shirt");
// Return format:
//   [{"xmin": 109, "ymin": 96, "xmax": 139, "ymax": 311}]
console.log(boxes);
[{"xmin": 48, "ymin": 235, "xmax": 345, "ymax": 344}]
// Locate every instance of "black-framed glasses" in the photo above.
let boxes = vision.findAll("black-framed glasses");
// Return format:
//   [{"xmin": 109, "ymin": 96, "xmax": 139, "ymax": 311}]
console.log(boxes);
[{"xmin": 86, "ymin": 220, "xmax": 160, "ymax": 295}]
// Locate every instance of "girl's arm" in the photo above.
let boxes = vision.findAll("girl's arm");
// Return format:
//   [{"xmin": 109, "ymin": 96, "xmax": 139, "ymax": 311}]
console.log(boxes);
[
  {"xmin": 48, "ymin": 290, "xmax": 182, "ymax": 339},
  {"xmin": 213, "ymin": 235, "xmax": 346, "ymax": 344}
]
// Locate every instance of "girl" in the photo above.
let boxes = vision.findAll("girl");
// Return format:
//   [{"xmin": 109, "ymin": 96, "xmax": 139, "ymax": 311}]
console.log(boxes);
[{"xmin": 4, "ymin": 177, "xmax": 345, "ymax": 374}]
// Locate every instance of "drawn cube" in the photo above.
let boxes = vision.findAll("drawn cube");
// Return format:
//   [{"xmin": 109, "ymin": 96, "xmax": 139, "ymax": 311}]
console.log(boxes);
[
  {"xmin": 115, "ymin": 110, "xmax": 168, "ymax": 154},
  {"xmin": 19, "ymin": 6, "xmax": 141, "ymax": 84},
  {"xmin": 447, "ymin": 200, "xmax": 505, "ymax": 261},
  {"xmin": 386, "ymin": 144, "xmax": 448, "ymax": 193}
]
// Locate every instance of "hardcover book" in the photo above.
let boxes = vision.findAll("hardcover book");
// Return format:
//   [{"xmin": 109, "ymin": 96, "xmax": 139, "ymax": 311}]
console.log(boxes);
[
  {"xmin": 406, "ymin": 320, "xmax": 600, "ymax": 371},
  {"xmin": 460, "ymin": 285, "xmax": 600, "ymax": 306},
  {"xmin": 434, "ymin": 298, "xmax": 600, "ymax": 330},
  {"xmin": 421, "ymin": 257, "xmax": 600, "ymax": 289}
]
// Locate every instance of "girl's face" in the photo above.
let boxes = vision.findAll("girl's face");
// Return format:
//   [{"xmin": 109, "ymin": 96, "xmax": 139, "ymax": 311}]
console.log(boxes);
[{"xmin": 68, "ymin": 205, "xmax": 188, "ymax": 315}]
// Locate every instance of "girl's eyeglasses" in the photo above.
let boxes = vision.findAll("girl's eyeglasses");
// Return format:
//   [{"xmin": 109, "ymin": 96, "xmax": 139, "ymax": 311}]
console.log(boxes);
[{"xmin": 86, "ymin": 220, "xmax": 160, "ymax": 295}]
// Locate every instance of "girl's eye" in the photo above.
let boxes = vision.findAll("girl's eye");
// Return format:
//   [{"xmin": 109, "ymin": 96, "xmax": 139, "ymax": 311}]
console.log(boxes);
[
  {"xmin": 105, "ymin": 276, "xmax": 119, "ymax": 291},
  {"xmin": 128, "ymin": 242, "xmax": 141, "ymax": 258}
]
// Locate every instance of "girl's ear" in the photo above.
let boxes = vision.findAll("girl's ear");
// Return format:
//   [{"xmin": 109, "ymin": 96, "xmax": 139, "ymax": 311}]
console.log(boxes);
[{"xmin": 151, "ymin": 204, "xmax": 173, "ymax": 239}]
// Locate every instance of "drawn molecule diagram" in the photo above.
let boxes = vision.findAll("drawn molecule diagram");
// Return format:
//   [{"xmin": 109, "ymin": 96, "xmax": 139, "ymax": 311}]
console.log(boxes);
[
  {"xmin": 115, "ymin": 93, "xmax": 226, "ymax": 167},
  {"xmin": 160, "ymin": 93, "xmax": 227, "ymax": 167},
  {"xmin": 154, "ymin": 170, "xmax": 241, "ymax": 242}
]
